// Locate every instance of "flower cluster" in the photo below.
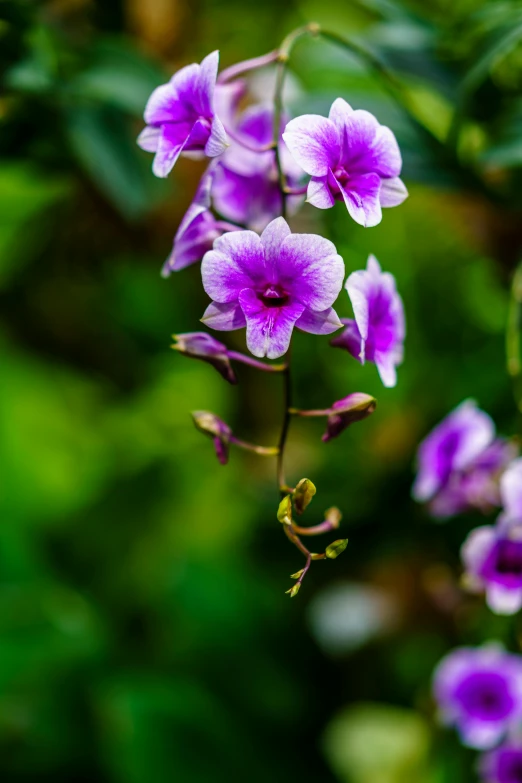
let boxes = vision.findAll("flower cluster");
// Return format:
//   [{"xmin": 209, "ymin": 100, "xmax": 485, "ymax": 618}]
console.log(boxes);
[
  {"xmin": 139, "ymin": 33, "xmax": 408, "ymax": 594},
  {"xmin": 418, "ymin": 406, "xmax": 522, "ymax": 777}
]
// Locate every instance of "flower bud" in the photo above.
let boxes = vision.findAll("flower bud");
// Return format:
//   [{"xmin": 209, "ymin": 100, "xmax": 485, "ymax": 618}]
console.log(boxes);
[
  {"xmin": 325, "ymin": 538, "xmax": 349, "ymax": 559},
  {"xmin": 324, "ymin": 506, "xmax": 342, "ymax": 529},
  {"xmin": 293, "ymin": 478, "xmax": 316, "ymax": 515},
  {"xmin": 192, "ymin": 410, "xmax": 232, "ymax": 465},
  {"xmin": 277, "ymin": 495, "xmax": 293, "ymax": 525},
  {"xmin": 285, "ymin": 583, "xmax": 301, "ymax": 598},
  {"xmin": 323, "ymin": 393, "xmax": 376, "ymax": 442},
  {"xmin": 172, "ymin": 332, "xmax": 237, "ymax": 384}
]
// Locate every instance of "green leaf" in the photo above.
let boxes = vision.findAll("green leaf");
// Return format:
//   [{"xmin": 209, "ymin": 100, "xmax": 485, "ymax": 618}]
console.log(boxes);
[{"xmin": 63, "ymin": 104, "xmax": 168, "ymax": 219}]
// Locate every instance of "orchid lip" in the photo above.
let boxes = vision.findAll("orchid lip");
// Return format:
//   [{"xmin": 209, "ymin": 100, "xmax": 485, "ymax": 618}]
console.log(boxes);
[{"xmin": 258, "ymin": 286, "xmax": 289, "ymax": 308}]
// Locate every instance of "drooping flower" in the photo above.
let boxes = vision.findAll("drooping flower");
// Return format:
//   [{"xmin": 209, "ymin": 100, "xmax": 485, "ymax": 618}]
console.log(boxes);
[
  {"xmin": 430, "ymin": 439, "xmax": 516, "ymax": 519},
  {"xmin": 433, "ymin": 645, "xmax": 522, "ymax": 749},
  {"xmin": 201, "ymin": 217, "xmax": 344, "ymax": 359},
  {"xmin": 501, "ymin": 459, "xmax": 522, "ymax": 522},
  {"xmin": 282, "ymin": 98, "xmax": 407, "ymax": 227},
  {"xmin": 172, "ymin": 332, "xmax": 237, "ymax": 384},
  {"xmin": 291, "ymin": 393, "xmax": 377, "ymax": 442},
  {"xmin": 462, "ymin": 521, "xmax": 522, "ymax": 615},
  {"xmin": 412, "ymin": 400, "xmax": 495, "ymax": 506},
  {"xmin": 192, "ymin": 410, "xmax": 232, "ymax": 464},
  {"xmin": 212, "ymin": 103, "xmax": 304, "ymax": 231},
  {"xmin": 331, "ymin": 255, "xmax": 405, "ymax": 388},
  {"xmin": 162, "ymin": 167, "xmax": 238, "ymax": 274},
  {"xmin": 138, "ymin": 51, "xmax": 228, "ymax": 178},
  {"xmin": 480, "ymin": 742, "xmax": 522, "ymax": 783}
]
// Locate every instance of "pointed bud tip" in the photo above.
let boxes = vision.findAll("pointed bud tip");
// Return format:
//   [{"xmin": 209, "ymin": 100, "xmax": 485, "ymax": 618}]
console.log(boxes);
[{"xmin": 285, "ymin": 583, "xmax": 301, "ymax": 597}]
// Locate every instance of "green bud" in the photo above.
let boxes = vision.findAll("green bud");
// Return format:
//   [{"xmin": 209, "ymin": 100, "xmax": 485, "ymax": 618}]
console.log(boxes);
[
  {"xmin": 325, "ymin": 538, "xmax": 349, "ymax": 559},
  {"xmin": 277, "ymin": 495, "xmax": 293, "ymax": 525},
  {"xmin": 293, "ymin": 478, "xmax": 316, "ymax": 515},
  {"xmin": 285, "ymin": 583, "xmax": 301, "ymax": 598},
  {"xmin": 290, "ymin": 568, "xmax": 305, "ymax": 579}
]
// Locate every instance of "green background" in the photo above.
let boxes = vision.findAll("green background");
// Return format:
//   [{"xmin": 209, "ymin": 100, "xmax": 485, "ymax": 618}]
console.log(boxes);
[{"xmin": 1, "ymin": 0, "xmax": 522, "ymax": 780}]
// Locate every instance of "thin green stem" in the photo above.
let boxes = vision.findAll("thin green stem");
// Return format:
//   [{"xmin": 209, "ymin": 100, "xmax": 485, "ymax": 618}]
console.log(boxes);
[
  {"xmin": 507, "ymin": 260, "xmax": 522, "ymax": 413},
  {"xmin": 230, "ymin": 436, "xmax": 279, "ymax": 456},
  {"xmin": 276, "ymin": 357, "xmax": 293, "ymax": 495}
]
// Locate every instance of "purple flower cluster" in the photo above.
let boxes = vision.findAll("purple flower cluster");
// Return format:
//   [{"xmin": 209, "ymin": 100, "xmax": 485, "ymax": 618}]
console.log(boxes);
[
  {"xmin": 139, "ymin": 36, "xmax": 408, "ymax": 596},
  {"xmin": 138, "ymin": 48, "xmax": 407, "ymax": 373},
  {"xmin": 413, "ymin": 401, "xmax": 515, "ymax": 519}
]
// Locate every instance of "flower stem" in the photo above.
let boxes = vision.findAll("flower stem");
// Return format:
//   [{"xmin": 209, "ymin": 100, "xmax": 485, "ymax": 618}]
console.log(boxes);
[
  {"xmin": 228, "ymin": 351, "xmax": 287, "ymax": 373},
  {"xmin": 507, "ymin": 260, "xmax": 522, "ymax": 414},
  {"xmin": 224, "ymin": 127, "xmax": 276, "ymax": 154},
  {"xmin": 276, "ymin": 356, "xmax": 293, "ymax": 494},
  {"xmin": 230, "ymin": 436, "xmax": 279, "ymax": 456},
  {"xmin": 218, "ymin": 49, "xmax": 280, "ymax": 83}
]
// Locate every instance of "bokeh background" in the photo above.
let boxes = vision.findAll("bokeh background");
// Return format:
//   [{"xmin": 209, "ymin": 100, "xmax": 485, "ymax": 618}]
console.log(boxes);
[{"xmin": 2, "ymin": 0, "xmax": 522, "ymax": 781}]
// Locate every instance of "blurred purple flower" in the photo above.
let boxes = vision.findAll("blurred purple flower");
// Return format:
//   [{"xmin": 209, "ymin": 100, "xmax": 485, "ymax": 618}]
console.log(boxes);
[
  {"xmin": 162, "ymin": 167, "xmax": 238, "ymax": 274},
  {"xmin": 172, "ymin": 332, "xmax": 236, "ymax": 384},
  {"xmin": 138, "ymin": 51, "xmax": 228, "ymax": 178},
  {"xmin": 501, "ymin": 459, "xmax": 522, "ymax": 521},
  {"xmin": 430, "ymin": 439, "xmax": 516, "ymax": 519},
  {"xmin": 412, "ymin": 400, "xmax": 495, "ymax": 505},
  {"xmin": 462, "ymin": 521, "xmax": 522, "ymax": 615},
  {"xmin": 480, "ymin": 742, "xmax": 522, "ymax": 783},
  {"xmin": 282, "ymin": 98, "xmax": 407, "ymax": 227},
  {"xmin": 433, "ymin": 645, "xmax": 522, "ymax": 749},
  {"xmin": 213, "ymin": 103, "xmax": 304, "ymax": 231},
  {"xmin": 331, "ymin": 255, "xmax": 405, "ymax": 387},
  {"xmin": 201, "ymin": 217, "xmax": 344, "ymax": 359}
]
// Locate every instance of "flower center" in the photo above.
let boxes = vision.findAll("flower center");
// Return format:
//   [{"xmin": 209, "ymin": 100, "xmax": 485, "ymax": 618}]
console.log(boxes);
[
  {"xmin": 328, "ymin": 167, "xmax": 351, "ymax": 202},
  {"xmin": 258, "ymin": 285, "xmax": 289, "ymax": 308}
]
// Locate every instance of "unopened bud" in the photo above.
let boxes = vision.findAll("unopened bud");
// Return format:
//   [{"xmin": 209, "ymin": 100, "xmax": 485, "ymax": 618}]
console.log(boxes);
[
  {"xmin": 192, "ymin": 411, "xmax": 232, "ymax": 465},
  {"xmin": 277, "ymin": 495, "xmax": 293, "ymax": 525},
  {"xmin": 324, "ymin": 506, "xmax": 342, "ymax": 529},
  {"xmin": 285, "ymin": 583, "xmax": 301, "ymax": 598},
  {"xmin": 172, "ymin": 332, "xmax": 236, "ymax": 384},
  {"xmin": 323, "ymin": 393, "xmax": 376, "ymax": 442},
  {"xmin": 290, "ymin": 568, "xmax": 305, "ymax": 579},
  {"xmin": 325, "ymin": 538, "xmax": 349, "ymax": 559},
  {"xmin": 293, "ymin": 478, "xmax": 316, "ymax": 515}
]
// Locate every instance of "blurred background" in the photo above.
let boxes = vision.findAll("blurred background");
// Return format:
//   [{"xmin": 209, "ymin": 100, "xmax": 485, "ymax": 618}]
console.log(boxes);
[{"xmin": 1, "ymin": 0, "xmax": 522, "ymax": 781}]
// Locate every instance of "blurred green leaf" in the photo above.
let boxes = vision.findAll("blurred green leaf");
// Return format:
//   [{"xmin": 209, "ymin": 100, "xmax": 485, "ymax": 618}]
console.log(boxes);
[
  {"xmin": 0, "ymin": 163, "xmax": 71, "ymax": 288},
  {"xmin": 323, "ymin": 702, "xmax": 432, "ymax": 783},
  {"xmin": 64, "ymin": 104, "xmax": 168, "ymax": 219}
]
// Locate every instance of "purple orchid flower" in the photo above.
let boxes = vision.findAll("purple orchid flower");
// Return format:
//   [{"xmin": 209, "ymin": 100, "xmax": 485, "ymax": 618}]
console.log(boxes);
[
  {"xmin": 162, "ymin": 166, "xmax": 238, "ymax": 274},
  {"xmin": 331, "ymin": 255, "xmax": 405, "ymax": 388},
  {"xmin": 462, "ymin": 521, "xmax": 522, "ymax": 615},
  {"xmin": 138, "ymin": 51, "xmax": 228, "ymax": 178},
  {"xmin": 412, "ymin": 400, "xmax": 495, "ymax": 506},
  {"xmin": 430, "ymin": 439, "xmax": 516, "ymax": 519},
  {"xmin": 282, "ymin": 98, "xmax": 407, "ymax": 227},
  {"xmin": 212, "ymin": 103, "xmax": 304, "ymax": 232},
  {"xmin": 480, "ymin": 742, "xmax": 522, "ymax": 783},
  {"xmin": 501, "ymin": 459, "xmax": 522, "ymax": 522},
  {"xmin": 433, "ymin": 645, "xmax": 522, "ymax": 749},
  {"xmin": 200, "ymin": 217, "xmax": 344, "ymax": 359}
]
